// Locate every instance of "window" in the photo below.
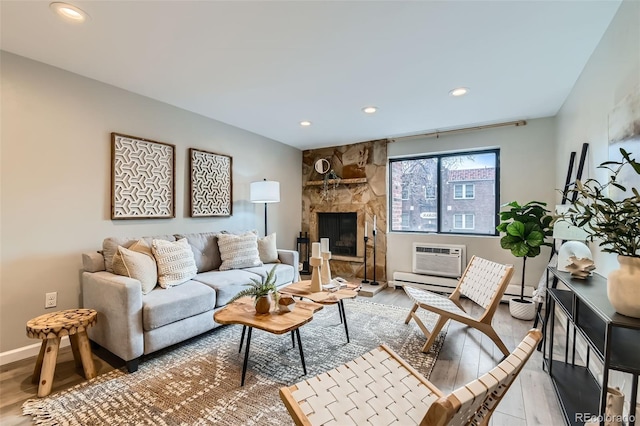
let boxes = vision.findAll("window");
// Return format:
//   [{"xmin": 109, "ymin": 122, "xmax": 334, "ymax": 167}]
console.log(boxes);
[
  {"xmin": 453, "ymin": 183, "xmax": 474, "ymax": 199},
  {"xmin": 453, "ymin": 214, "xmax": 475, "ymax": 229},
  {"xmin": 389, "ymin": 149, "xmax": 499, "ymax": 235}
]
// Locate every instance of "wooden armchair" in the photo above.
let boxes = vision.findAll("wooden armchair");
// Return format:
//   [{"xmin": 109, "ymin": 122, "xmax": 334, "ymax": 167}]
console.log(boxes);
[
  {"xmin": 280, "ymin": 329, "xmax": 541, "ymax": 425},
  {"xmin": 404, "ymin": 255, "xmax": 514, "ymax": 356}
]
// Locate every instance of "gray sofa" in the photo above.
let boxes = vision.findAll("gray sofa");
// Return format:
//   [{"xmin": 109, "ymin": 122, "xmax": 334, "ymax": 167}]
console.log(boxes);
[{"xmin": 81, "ymin": 232, "xmax": 299, "ymax": 372}]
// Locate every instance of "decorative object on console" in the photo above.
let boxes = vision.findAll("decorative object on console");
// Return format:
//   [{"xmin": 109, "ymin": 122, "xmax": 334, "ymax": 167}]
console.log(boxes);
[
  {"xmin": 497, "ymin": 201, "xmax": 554, "ymax": 320},
  {"xmin": 565, "ymin": 256, "xmax": 596, "ymax": 279},
  {"xmin": 111, "ymin": 133, "xmax": 175, "ymax": 219},
  {"xmin": 189, "ymin": 148, "xmax": 232, "ymax": 217},
  {"xmin": 227, "ymin": 265, "xmax": 279, "ymax": 314},
  {"xmin": 554, "ymin": 204, "xmax": 592, "ymax": 272},
  {"xmin": 566, "ymin": 148, "xmax": 640, "ymax": 318},
  {"xmin": 250, "ymin": 179, "xmax": 280, "ymax": 236}
]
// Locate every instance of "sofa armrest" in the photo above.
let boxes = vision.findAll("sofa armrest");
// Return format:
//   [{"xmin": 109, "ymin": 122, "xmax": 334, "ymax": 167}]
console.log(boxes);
[
  {"xmin": 81, "ymin": 271, "xmax": 144, "ymax": 362},
  {"xmin": 277, "ymin": 249, "xmax": 300, "ymax": 282},
  {"xmin": 82, "ymin": 251, "xmax": 105, "ymax": 272}
]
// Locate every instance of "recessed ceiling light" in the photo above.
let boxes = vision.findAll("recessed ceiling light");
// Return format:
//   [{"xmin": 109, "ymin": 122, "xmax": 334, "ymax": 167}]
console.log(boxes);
[
  {"xmin": 362, "ymin": 106, "xmax": 378, "ymax": 114},
  {"xmin": 50, "ymin": 2, "xmax": 90, "ymax": 23},
  {"xmin": 449, "ymin": 87, "xmax": 469, "ymax": 97},
  {"xmin": 300, "ymin": 120, "xmax": 312, "ymax": 127}
]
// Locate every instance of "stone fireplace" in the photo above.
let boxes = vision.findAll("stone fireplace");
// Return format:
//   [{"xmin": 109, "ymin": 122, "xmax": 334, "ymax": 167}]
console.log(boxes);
[{"xmin": 301, "ymin": 139, "xmax": 387, "ymax": 281}]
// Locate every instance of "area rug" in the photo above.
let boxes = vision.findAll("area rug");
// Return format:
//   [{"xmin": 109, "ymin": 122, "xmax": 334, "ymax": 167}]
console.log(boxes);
[{"xmin": 23, "ymin": 299, "xmax": 447, "ymax": 425}]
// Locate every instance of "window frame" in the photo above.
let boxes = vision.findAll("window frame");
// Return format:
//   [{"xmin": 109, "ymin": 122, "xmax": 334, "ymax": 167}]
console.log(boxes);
[
  {"xmin": 453, "ymin": 213, "xmax": 475, "ymax": 229},
  {"xmin": 388, "ymin": 148, "xmax": 500, "ymax": 236},
  {"xmin": 453, "ymin": 183, "xmax": 475, "ymax": 199}
]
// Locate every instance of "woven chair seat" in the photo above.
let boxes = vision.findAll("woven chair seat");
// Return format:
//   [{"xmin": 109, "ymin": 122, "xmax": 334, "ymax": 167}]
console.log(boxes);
[
  {"xmin": 404, "ymin": 286, "xmax": 470, "ymax": 319},
  {"xmin": 280, "ymin": 329, "xmax": 542, "ymax": 426}
]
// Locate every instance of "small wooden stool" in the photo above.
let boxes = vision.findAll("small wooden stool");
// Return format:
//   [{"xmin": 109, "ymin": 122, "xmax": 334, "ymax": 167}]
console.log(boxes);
[{"xmin": 26, "ymin": 308, "xmax": 98, "ymax": 397}]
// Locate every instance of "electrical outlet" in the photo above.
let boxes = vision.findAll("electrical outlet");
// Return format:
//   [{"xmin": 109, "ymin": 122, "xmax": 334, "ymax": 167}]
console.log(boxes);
[{"xmin": 45, "ymin": 292, "xmax": 57, "ymax": 308}]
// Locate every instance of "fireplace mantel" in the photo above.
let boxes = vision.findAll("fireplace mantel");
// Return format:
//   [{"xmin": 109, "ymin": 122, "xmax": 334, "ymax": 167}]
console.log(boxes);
[{"xmin": 304, "ymin": 178, "xmax": 367, "ymax": 186}]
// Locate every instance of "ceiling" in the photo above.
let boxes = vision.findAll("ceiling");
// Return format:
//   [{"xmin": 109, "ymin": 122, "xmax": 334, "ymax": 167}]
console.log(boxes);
[{"xmin": 0, "ymin": 1, "xmax": 622, "ymax": 150}]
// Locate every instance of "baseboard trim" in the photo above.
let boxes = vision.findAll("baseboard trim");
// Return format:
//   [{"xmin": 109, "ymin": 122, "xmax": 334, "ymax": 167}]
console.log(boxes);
[{"xmin": 0, "ymin": 336, "xmax": 70, "ymax": 366}]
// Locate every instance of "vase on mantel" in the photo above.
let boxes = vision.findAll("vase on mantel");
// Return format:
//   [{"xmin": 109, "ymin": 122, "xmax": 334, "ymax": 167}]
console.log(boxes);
[{"xmin": 607, "ymin": 255, "xmax": 640, "ymax": 319}]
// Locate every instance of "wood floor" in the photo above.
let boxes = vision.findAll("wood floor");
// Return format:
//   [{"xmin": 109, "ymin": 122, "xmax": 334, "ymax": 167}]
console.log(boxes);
[{"xmin": 0, "ymin": 287, "xmax": 564, "ymax": 425}]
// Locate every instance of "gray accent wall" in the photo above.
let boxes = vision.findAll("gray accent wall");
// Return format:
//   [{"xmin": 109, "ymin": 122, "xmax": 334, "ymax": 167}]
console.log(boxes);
[{"xmin": 0, "ymin": 52, "xmax": 302, "ymax": 353}]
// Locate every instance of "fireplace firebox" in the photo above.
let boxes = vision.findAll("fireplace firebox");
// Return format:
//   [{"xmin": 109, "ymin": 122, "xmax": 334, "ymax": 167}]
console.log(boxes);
[{"xmin": 318, "ymin": 212, "xmax": 357, "ymax": 257}]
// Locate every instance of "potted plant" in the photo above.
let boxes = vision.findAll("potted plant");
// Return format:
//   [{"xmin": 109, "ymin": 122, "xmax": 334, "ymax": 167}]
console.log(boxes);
[
  {"xmin": 566, "ymin": 148, "xmax": 640, "ymax": 317},
  {"xmin": 497, "ymin": 201, "xmax": 554, "ymax": 320},
  {"xmin": 228, "ymin": 265, "xmax": 279, "ymax": 314}
]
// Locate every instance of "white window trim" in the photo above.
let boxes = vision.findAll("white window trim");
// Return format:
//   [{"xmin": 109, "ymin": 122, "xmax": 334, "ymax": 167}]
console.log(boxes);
[
  {"xmin": 453, "ymin": 183, "xmax": 475, "ymax": 199},
  {"xmin": 453, "ymin": 213, "xmax": 475, "ymax": 229}
]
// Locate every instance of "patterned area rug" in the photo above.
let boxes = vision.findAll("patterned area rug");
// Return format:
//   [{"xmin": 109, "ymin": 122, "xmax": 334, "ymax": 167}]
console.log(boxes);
[{"xmin": 23, "ymin": 299, "xmax": 447, "ymax": 425}]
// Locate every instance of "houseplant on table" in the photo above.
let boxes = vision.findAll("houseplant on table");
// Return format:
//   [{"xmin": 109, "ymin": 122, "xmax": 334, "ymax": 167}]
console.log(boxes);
[
  {"xmin": 497, "ymin": 201, "xmax": 554, "ymax": 320},
  {"xmin": 228, "ymin": 265, "xmax": 279, "ymax": 314},
  {"xmin": 565, "ymin": 148, "xmax": 640, "ymax": 318}
]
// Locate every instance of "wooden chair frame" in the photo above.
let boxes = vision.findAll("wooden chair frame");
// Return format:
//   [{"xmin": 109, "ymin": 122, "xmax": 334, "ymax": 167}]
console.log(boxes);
[
  {"xmin": 404, "ymin": 255, "xmax": 514, "ymax": 356},
  {"xmin": 280, "ymin": 329, "xmax": 542, "ymax": 426}
]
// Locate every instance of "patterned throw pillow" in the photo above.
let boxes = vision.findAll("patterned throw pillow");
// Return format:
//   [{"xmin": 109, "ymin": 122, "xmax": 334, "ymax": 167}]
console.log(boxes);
[
  {"xmin": 112, "ymin": 239, "xmax": 158, "ymax": 294},
  {"xmin": 152, "ymin": 238, "xmax": 197, "ymax": 288},
  {"xmin": 257, "ymin": 233, "xmax": 280, "ymax": 264},
  {"xmin": 218, "ymin": 232, "xmax": 263, "ymax": 271}
]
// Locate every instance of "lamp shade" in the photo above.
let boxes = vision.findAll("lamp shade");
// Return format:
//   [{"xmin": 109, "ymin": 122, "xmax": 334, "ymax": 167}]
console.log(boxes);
[{"xmin": 250, "ymin": 180, "xmax": 280, "ymax": 203}]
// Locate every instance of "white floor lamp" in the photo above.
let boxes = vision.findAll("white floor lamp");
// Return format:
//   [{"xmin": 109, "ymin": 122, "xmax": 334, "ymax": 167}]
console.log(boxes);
[{"xmin": 250, "ymin": 179, "xmax": 280, "ymax": 236}]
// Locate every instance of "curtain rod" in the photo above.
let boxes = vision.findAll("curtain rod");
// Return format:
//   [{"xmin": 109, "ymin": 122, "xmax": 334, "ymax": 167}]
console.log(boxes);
[{"xmin": 388, "ymin": 120, "xmax": 527, "ymax": 143}]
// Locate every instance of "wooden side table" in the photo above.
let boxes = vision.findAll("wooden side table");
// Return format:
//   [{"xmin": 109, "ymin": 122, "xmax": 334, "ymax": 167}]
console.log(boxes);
[{"xmin": 26, "ymin": 308, "xmax": 98, "ymax": 397}]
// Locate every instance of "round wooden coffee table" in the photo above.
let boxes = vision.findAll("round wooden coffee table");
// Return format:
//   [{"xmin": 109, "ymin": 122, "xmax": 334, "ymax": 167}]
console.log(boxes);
[
  {"xmin": 26, "ymin": 308, "xmax": 98, "ymax": 397},
  {"xmin": 280, "ymin": 280, "xmax": 360, "ymax": 343}
]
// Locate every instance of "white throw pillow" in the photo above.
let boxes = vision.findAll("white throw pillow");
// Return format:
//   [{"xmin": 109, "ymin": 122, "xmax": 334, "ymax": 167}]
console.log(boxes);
[
  {"xmin": 112, "ymin": 239, "xmax": 158, "ymax": 294},
  {"xmin": 257, "ymin": 233, "xmax": 280, "ymax": 264},
  {"xmin": 218, "ymin": 232, "xmax": 263, "ymax": 271},
  {"xmin": 152, "ymin": 238, "xmax": 197, "ymax": 288}
]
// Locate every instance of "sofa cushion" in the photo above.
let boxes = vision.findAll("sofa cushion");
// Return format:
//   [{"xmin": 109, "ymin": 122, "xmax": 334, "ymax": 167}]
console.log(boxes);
[
  {"xmin": 112, "ymin": 240, "xmax": 158, "ymax": 294},
  {"xmin": 174, "ymin": 232, "xmax": 221, "ymax": 272},
  {"xmin": 103, "ymin": 235, "xmax": 176, "ymax": 273},
  {"xmin": 193, "ymin": 269, "xmax": 268, "ymax": 307},
  {"xmin": 217, "ymin": 232, "xmax": 262, "ymax": 271},
  {"xmin": 142, "ymin": 281, "xmax": 216, "ymax": 331},
  {"xmin": 243, "ymin": 263, "xmax": 296, "ymax": 288},
  {"xmin": 257, "ymin": 233, "xmax": 280, "ymax": 264},
  {"xmin": 152, "ymin": 238, "xmax": 198, "ymax": 288}
]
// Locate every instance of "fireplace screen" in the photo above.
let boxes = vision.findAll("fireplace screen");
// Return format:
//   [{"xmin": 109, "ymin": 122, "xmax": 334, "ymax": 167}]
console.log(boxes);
[{"xmin": 318, "ymin": 212, "xmax": 357, "ymax": 256}]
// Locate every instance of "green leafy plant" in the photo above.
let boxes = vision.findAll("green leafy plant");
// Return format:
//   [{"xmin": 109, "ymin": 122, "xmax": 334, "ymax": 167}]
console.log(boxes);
[
  {"xmin": 228, "ymin": 265, "xmax": 279, "ymax": 304},
  {"xmin": 566, "ymin": 148, "xmax": 640, "ymax": 258},
  {"xmin": 497, "ymin": 201, "xmax": 554, "ymax": 301}
]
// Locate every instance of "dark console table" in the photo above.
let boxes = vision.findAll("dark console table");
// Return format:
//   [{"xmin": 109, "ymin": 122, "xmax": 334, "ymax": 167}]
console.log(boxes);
[{"xmin": 543, "ymin": 267, "xmax": 640, "ymax": 426}]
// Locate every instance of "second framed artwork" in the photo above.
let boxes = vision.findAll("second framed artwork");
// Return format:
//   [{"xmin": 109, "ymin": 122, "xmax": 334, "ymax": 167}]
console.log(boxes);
[{"xmin": 189, "ymin": 148, "xmax": 233, "ymax": 217}]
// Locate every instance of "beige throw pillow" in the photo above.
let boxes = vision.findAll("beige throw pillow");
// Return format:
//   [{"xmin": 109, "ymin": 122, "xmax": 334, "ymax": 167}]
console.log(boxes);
[
  {"xmin": 112, "ymin": 239, "xmax": 158, "ymax": 294},
  {"xmin": 257, "ymin": 233, "xmax": 280, "ymax": 264},
  {"xmin": 218, "ymin": 232, "xmax": 263, "ymax": 271},
  {"xmin": 152, "ymin": 238, "xmax": 197, "ymax": 288}
]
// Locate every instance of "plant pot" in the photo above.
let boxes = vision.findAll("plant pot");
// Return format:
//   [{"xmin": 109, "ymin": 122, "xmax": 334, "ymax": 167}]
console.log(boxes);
[
  {"xmin": 509, "ymin": 298, "xmax": 536, "ymax": 320},
  {"xmin": 607, "ymin": 255, "xmax": 640, "ymax": 318},
  {"xmin": 254, "ymin": 295, "xmax": 272, "ymax": 314}
]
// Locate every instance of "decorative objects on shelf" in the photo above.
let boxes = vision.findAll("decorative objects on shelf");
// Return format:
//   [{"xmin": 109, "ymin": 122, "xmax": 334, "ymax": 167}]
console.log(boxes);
[
  {"xmin": 565, "ymin": 256, "xmax": 596, "ymax": 279},
  {"xmin": 227, "ymin": 265, "xmax": 279, "ymax": 314},
  {"xmin": 250, "ymin": 179, "xmax": 280, "ymax": 236},
  {"xmin": 309, "ymin": 242, "xmax": 323, "ymax": 292},
  {"xmin": 554, "ymin": 204, "xmax": 592, "ymax": 272},
  {"xmin": 111, "ymin": 133, "xmax": 175, "ymax": 219},
  {"xmin": 189, "ymin": 148, "xmax": 232, "ymax": 217},
  {"xmin": 497, "ymin": 201, "xmax": 553, "ymax": 320},
  {"xmin": 565, "ymin": 148, "xmax": 640, "ymax": 318}
]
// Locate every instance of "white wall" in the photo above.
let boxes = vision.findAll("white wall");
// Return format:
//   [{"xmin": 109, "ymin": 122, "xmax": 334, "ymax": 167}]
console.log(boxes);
[
  {"xmin": 387, "ymin": 117, "xmax": 557, "ymax": 289},
  {"xmin": 0, "ymin": 52, "xmax": 302, "ymax": 353},
  {"xmin": 556, "ymin": 0, "xmax": 640, "ymax": 276}
]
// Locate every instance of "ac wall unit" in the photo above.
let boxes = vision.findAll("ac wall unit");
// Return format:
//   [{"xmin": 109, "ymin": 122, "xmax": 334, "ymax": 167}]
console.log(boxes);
[{"xmin": 412, "ymin": 243, "xmax": 466, "ymax": 278}]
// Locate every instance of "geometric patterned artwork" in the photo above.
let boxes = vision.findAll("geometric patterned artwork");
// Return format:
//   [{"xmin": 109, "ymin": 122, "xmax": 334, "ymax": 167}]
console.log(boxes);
[
  {"xmin": 111, "ymin": 133, "xmax": 175, "ymax": 219},
  {"xmin": 189, "ymin": 148, "xmax": 232, "ymax": 217}
]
